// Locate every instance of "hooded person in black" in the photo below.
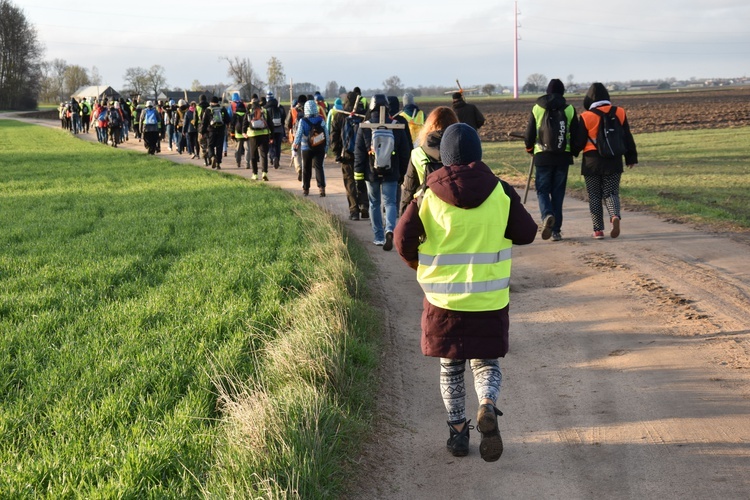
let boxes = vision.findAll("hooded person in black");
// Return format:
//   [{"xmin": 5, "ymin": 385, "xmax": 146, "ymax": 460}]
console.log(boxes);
[
  {"xmin": 330, "ymin": 91, "xmax": 368, "ymax": 220},
  {"xmin": 523, "ymin": 78, "xmax": 580, "ymax": 241},
  {"xmin": 451, "ymin": 92, "xmax": 485, "ymax": 131}
]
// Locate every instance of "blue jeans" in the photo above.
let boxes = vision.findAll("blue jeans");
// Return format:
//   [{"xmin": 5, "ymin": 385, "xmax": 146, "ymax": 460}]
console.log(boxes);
[
  {"xmin": 366, "ymin": 179, "xmax": 398, "ymax": 242},
  {"xmin": 535, "ymin": 164, "xmax": 569, "ymax": 232}
]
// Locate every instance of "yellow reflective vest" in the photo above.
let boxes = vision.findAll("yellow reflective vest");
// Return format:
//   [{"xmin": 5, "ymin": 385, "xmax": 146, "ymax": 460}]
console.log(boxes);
[
  {"xmin": 532, "ymin": 104, "xmax": 575, "ymax": 154},
  {"xmin": 417, "ymin": 184, "xmax": 512, "ymax": 311},
  {"xmin": 400, "ymin": 109, "xmax": 425, "ymax": 142}
]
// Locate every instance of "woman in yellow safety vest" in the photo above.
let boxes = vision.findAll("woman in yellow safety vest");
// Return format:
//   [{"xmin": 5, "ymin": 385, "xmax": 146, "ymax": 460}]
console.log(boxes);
[
  {"xmin": 399, "ymin": 106, "xmax": 459, "ymax": 215},
  {"xmin": 394, "ymin": 123, "xmax": 537, "ymax": 462}
]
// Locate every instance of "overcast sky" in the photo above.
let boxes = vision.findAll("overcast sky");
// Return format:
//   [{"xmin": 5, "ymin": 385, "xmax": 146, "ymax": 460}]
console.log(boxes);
[{"xmin": 24, "ymin": 0, "xmax": 750, "ymax": 95}]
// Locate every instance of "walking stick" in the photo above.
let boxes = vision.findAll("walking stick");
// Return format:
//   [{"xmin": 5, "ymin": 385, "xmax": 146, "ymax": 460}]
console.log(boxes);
[{"xmin": 508, "ymin": 131, "xmax": 535, "ymax": 204}]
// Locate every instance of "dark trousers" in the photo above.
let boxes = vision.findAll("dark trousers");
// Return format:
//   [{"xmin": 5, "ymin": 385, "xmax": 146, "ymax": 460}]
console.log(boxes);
[
  {"xmin": 234, "ymin": 138, "xmax": 247, "ymax": 167},
  {"xmin": 301, "ymin": 149, "xmax": 326, "ymax": 190},
  {"xmin": 207, "ymin": 130, "xmax": 224, "ymax": 164},
  {"xmin": 269, "ymin": 131, "xmax": 284, "ymax": 165},
  {"xmin": 340, "ymin": 160, "xmax": 368, "ymax": 215},
  {"xmin": 535, "ymin": 163, "xmax": 569, "ymax": 233},
  {"xmin": 247, "ymin": 135, "xmax": 269, "ymax": 174}
]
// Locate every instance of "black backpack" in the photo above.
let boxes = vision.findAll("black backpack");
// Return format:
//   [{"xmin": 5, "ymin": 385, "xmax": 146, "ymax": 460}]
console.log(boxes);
[
  {"xmin": 108, "ymin": 109, "xmax": 122, "ymax": 127},
  {"xmin": 591, "ymin": 106, "xmax": 627, "ymax": 158},
  {"xmin": 537, "ymin": 107, "xmax": 568, "ymax": 153},
  {"xmin": 342, "ymin": 115, "xmax": 362, "ymax": 155}
]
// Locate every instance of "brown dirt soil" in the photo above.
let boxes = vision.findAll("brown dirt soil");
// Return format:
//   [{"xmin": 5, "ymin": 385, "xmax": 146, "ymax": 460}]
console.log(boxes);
[
  {"xmin": 419, "ymin": 86, "xmax": 750, "ymax": 142},
  {"xmin": 9, "ymin": 110, "xmax": 750, "ymax": 499}
]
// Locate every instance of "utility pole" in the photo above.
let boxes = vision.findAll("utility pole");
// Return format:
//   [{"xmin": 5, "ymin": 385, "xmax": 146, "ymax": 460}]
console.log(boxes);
[{"xmin": 513, "ymin": 0, "xmax": 520, "ymax": 99}]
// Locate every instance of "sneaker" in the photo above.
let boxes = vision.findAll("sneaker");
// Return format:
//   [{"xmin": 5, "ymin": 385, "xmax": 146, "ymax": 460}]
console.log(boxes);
[
  {"xmin": 551, "ymin": 231, "xmax": 562, "ymax": 241},
  {"xmin": 477, "ymin": 404, "xmax": 504, "ymax": 462},
  {"xmin": 610, "ymin": 216, "xmax": 621, "ymax": 239},
  {"xmin": 446, "ymin": 420, "xmax": 472, "ymax": 457},
  {"xmin": 303, "ymin": 188, "xmax": 309, "ymax": 196},
  {"xmin": 319, "ymin": 187, "xmax": 326, "ymax": 197},
  {"xmin": 273, "ymin": 158, "xmax": 280, "ymax": 169},
  {"xmin": 297, "ymin": 169, "xmax": 302, "ymax": 182},
  {"xmin": 383, "ymin": 231, "xmax": 393, "ymax": 251},
  {"xmin": 251, "ymin": 174, "xmax": 258, "ymax": 181},
  {"xmin": 349, "ymin": 212, "xmax": 360, "ymax": 221},
  {"xmin": 541, "ymin": 214, "xmax": 555, "ymax": 240},
  {"xmin": 592, "ymin": 230, "xmax": 605, "ymax": 239},
  {"xmin": 262, "ymin": 172, "xmax": 269, "ymax": 181},
  {"xmin": 373, "ymin": 239, "xmax": 385, "ymax": 246}
]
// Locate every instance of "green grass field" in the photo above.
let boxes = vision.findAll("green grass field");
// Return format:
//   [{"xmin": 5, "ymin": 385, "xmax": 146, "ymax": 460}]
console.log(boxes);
[
  {"xmin": 0, "ymin": 120, "xmax": 379, "ymax": 498},
  {"xmin": 483, "ymin": 127, "xmax": 750, "ymax": 230}
]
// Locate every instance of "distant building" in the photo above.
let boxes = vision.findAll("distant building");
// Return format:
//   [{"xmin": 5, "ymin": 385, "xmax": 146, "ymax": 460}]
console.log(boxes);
[
  {"xmin": 71, "ymin": 85, "xmax": 120, "ymax": 102},
  {"xmin": 158, "ymin": 90, "xmax": 215, "ymax": 104}
]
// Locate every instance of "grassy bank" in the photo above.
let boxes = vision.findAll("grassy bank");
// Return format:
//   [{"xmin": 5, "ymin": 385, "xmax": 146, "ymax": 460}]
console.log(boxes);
[
  {"xmin": 0, "ymin": 120, "xmax": 379, "ymax": 498},
  {"xmin": 484, "ymin": 126, "xmax": 750, "ymax": 230}
]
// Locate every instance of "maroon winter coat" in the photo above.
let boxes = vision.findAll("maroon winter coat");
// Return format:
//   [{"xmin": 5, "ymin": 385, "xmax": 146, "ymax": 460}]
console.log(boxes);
[{"xmin": 393, "ymin": 161, "xmax": 537, "ymax": 359}]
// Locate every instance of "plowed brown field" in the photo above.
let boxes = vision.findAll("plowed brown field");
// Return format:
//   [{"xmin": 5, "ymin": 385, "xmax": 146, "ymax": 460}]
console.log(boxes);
[{"xmin": 421, "ymin": 86, "xmax": 750, "ymax": 141}]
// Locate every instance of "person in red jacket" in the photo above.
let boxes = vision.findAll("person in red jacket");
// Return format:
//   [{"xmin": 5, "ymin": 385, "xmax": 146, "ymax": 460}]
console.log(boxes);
[{"xmin": 394, "ymin": 123, "xmax": 537, "ymax": 461}]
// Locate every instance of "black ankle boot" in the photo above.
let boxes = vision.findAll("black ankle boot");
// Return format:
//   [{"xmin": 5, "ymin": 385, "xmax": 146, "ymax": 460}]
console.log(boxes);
[
  {"xmin": 477, "ymin": 404, "xmax": 504, "ymax": 462},
  {"xmin": 446, "ymin": 419, "xmax": 472, "ymax": 457}
]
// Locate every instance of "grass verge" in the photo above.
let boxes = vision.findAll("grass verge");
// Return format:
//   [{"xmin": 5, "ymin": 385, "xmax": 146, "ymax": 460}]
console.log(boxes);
[
  {"xmin": 483, "ymin": 127, "xmax": 750, "ymax": 231},
  {"xmin": 0, "ymin": 120, "xmax": 380, "ymax": 498}
]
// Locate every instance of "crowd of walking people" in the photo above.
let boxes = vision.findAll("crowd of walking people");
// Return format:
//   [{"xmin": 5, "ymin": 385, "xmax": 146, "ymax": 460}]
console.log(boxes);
[{"xmin": 57, "ymin": 79, "xmax": 637, "ymax": 463}]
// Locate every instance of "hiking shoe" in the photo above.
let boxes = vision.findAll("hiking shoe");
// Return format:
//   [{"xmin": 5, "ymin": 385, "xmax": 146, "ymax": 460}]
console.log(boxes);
[
  {"xmin": 541, "ymin": 215, "xmax": 555, "ymax": 240},
  {"xmin": 262, "ymin": 172, "xmax": 269, "ymax": 181},
  {"xmin": 360, "ymin": 211, "xmax": 370, "ymax": 220},
  {"xmin": 477, "ymin": 404, "xmax": 504, "ymax": 462},
  {"xmin": 319, "ymin": 188, "xmax": 326, "ymax": 197},
  {"xmin": 551, "ymin": 231, "xmax": 562, "ymax": 241},
  {"xmin": 273, "ymin": 158, "xmax": 280, "ymax": 169},
  {"xmin": 303, "ymin": 188, "xmax": 309, "ymax": 196},
  {"xmin": 447, "ymin": 420, "xmax": 472, "ymax": 457},
  {"xmin": 592, "ymin": 230, "xmax": 605, "ymax": 239},
  {"xmin": 349, "ymin": 212, "xmax": 360, "ymax": 221},
  {"xmin": 610, "ymin": 216, "xmax": 621, "ymax": 239},
  {"xmin": 383, "ymin": 231, "xmax": 393, "ymax": 251},
  {"xmin": 297, "ymin": 169, "xmax": 302, "ymax": 182},
  {"xmin": 251, "ymin": 174, "xmax": 258, "ymax": 181},
  {"xmin": 373, "ymin": 239, "xmax": 385, "ymax": 246}
]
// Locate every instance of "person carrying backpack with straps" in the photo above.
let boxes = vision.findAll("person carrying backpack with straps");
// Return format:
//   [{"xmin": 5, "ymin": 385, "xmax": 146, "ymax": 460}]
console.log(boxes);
[
  {"xmin": 523, "ymin": 79, "xmax": 580, "ymax": 242},
  {"xmin": 293, "ymin": 99, "xmax": 329, "ymax": 197},
  {"xmin": 200, "ymin": 95, "xmax": 229, "ymax": 169},
  {"xmin": 242, "ymin": 97, "xmax": 271, "ymax": 180},
  {"xmin": 354, "ymin": 94, "xmax": 410, "ymax": 250},
  {"xmin": 574, "ymin": 82, "xmax": 638, "ymax": 239},
  {"xmin": 265, "ymin": 92, "xmax": 286, "ymax": 170},
  {"xmin": 331, "ymin": 91, "xmax": 369, "ymax": 220}
]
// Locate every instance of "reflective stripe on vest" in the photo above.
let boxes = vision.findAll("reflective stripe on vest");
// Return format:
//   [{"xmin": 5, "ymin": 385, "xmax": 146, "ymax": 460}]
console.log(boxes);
[
  {"xmin": 417, "ymin": 183, "xmax": 512, "ymax": 312},
  {"xmin": 532, "ymin": 104, "xmax": 575, "ymax": 154}
]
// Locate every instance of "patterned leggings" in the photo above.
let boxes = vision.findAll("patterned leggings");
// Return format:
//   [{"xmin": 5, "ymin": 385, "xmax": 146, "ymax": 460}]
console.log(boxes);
[
  {"xmin": 584, "ymin": 173, "xmax": 622, "ymax": 231},
  {"xmin": 440, "ymin": 358, "xmax": 502, "ymax": 425}
]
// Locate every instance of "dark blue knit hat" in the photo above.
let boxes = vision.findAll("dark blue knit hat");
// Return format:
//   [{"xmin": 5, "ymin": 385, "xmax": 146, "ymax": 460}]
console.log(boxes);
[{"xmin": 440, "ymin": 123, "xmax": 482, "ymax": 166}]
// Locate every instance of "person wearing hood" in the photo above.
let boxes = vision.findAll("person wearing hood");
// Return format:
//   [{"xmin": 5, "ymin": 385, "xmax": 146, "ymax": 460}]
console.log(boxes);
[
  {"xmin": 326, "ymin": 97, "xmax": 342, "ymax": 133},
  {"xmin": 451, "ymin": 92, "xmax": 485, "ymax": 131},
  {"xmin": 330, "ymin": 91, "xmax": 368, "ymax": 220},
  {"xmin": 394, "ymin": 123, "xmax": 537, "ymax": 462},
  {"xmin": 574, "ymin": 82, "xmax": 638, "ymax": 239},
  {"xmin": 400, "ymin": 92, "xmax": 425, "ymax": 145},
  {"xmin": 354, "ymin": 94, "xmax": 410, "ymax": 249},
  {"xmin": 200, "ymin": 95, "xmax": 230, "ymax": 169},
  {"xmin": 399, "ymin": 106, "xmax": 459, "ymax": 216},
  {"xmin": 242, "ymin": 97, "xmax": 271, "ymax": 180},
  {"xmin": 523, "ymin": 78, "xmax": 580, "ymax": 241},
  {"xmin": 293, "ymin": 99, "xmax": 329, "ymax": 196},
  {"xmin": 265, "ymin": 92, "xmax": 286, "ymax": 170}
]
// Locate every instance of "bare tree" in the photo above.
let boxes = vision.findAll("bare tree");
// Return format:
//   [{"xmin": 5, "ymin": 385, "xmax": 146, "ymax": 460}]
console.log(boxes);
[
  {"xmin": 266, "ymin": 56, "xmax": 285, "ymax": 97},
  {"xmin": 383, "ymin": 75, "xmax": 403, "ymax": 95},
  {"xmin": 325, "ymin": 81, "xmax": 339, "ymax": 99},
  {"xmin": 0, "ymin": 0, "xmax": 43, "ymax": 109},
  {"xmin": 145, "ymin": 65, "xmax": 167, "ymax": 101},
  {"xmin": 190, "ymin": 80, "xmax": 202, "ymax": 91},
  {"xmin": 526, "ymin": 73, "xmax": 548, "ymax": 93},
  {"xmin": 64, "ymin": 65, "xmax": 89, "ymax": 97},
  {"xmin": 123, "ymin": 67, "xmax": 148, "ymax": 96},
  {"xmin": 50, "ymin": 58, "xmax": 68, "ymax": 103},
  {"xmin": 482, "ymin": 84, "xmax": 496, "ymax": 96},
  {"xmin": 90, "ymin": 66, "xmax": 102, "ymax": 86}
]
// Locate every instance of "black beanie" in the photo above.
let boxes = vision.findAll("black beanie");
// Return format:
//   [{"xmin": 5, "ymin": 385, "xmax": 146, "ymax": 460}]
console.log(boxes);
[
  {"xmin": 546, "ymin": 79, "xmax": 565, "ymax": 95},
  {"xmin": 440, "ymin": 123, "xmax": 482, "ymax": 167},
  {"xmin": 452, "ymin": 92, "xmax": 463, "ymax": 102},
  {"xmin": 210, "ymin": 96, "xmax": 219, "ymax": 104}
]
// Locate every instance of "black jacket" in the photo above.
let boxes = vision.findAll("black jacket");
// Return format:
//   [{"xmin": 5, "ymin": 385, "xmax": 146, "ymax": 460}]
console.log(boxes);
[
  {"xmin": 452, "ymin": 98, "xmax": 485, "ymax": 130},
  {"xmin": 524, "ymin": 93, "xmax": 580, "ymax": 167},
  {"xmin": 353, "ymin": 111, "xmax": 410, "ymax": 183}
]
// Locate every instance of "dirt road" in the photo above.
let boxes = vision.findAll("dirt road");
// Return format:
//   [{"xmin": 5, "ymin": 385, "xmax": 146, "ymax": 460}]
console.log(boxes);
[{"xmin": 12, "ymin": 117, "xmax": 750, "ymax": 498}]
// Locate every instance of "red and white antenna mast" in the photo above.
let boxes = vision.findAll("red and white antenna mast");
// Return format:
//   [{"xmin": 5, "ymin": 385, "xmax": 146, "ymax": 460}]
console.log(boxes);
[{"xmin": 513, "ymin": 1, "xmax": 520, "ymax": 99}]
